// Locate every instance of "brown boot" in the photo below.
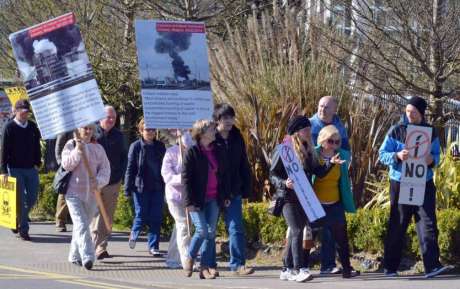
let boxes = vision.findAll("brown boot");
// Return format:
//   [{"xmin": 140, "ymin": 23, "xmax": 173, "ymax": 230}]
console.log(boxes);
[
  {"xmin": 199, "ymin": 268, "xmax": 216, "ymax": 279},
  {"xmin": 232, "ymin": 265, "xmax": 255, "ymax": 276},
  {"xmin": 183, "ymin": 257, "xmax": 194, "ymax": 277},
  {"xmin": 208, "ymin": 267, "xmax": 219, "ymax": 278}
]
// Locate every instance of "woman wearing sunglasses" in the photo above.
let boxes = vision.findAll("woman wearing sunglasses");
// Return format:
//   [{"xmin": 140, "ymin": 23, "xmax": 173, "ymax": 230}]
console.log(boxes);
[
  {"xmin": 311, "ymin": 124, "xmax": 359, "ymax": 278},
  {"xmin": 125, "ymin": 118, "xmax": 166, "ymax": 256}
]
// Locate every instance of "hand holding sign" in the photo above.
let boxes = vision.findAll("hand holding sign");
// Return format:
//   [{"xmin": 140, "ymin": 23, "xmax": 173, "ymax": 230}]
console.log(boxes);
[
  {"xmin": 397, "ymin": 149, "xmax": 410, "ymax": 161},
  {"xmin": 285, "ymin": 178, "xmax": 294, "ymax": 189}
]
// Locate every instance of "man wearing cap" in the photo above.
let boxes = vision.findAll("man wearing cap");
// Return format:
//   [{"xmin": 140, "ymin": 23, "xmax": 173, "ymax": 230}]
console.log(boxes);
[
  {"xmin": 0, "ymin": 99, "xmax": 41, "ymax": 241},
  {"xmin": 379, "ymin": 96, "xmax": 450, "ymax": 278},
  {"xmin": 309, "ymin": 95, "xmax": 350, "ymax": 275}
]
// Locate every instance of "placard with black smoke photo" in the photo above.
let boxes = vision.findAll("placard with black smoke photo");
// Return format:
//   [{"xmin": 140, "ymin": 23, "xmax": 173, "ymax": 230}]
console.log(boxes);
[
  {"xmin": 8, "ymin": 13, "xmax": 105, "ymax": 139},
  {"xmin": 135, "ymin": 20, "xmax": 213, "ymax": 129}
]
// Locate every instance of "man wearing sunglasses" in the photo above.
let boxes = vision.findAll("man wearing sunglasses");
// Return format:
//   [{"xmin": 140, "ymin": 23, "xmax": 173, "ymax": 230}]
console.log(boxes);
[
  {"xmin": 0, "ymin": 99, "xmax": 41, "ymax": 241},
  {"xmin": 309, "ymin": 95, "xmax": 350, "ymax": 275}
]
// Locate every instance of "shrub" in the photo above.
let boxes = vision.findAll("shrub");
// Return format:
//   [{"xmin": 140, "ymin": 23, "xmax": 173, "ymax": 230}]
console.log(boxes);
[{"xmin": 31, "ymin": 172, "xmax": 57, "ymax": 220}]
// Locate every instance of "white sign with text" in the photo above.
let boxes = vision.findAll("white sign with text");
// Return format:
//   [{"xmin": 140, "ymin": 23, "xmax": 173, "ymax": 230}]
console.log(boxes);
[
  {"xmin": 399, "ymin": 125, "xmax": 432, "ymax": 206},
  {"xmin": 279, "ymin": 142, "xmax": 325, "ymax": 222}
]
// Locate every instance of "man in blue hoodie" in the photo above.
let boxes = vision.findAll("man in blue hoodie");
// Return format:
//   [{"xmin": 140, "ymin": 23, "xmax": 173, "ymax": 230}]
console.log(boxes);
[
  {"xmin": 379, "ymin": 96, "xmax": 450, "ymax": 278},
  {"xmin": 310, "ymin": 96, "xmax": 350, "ymax": 274}
]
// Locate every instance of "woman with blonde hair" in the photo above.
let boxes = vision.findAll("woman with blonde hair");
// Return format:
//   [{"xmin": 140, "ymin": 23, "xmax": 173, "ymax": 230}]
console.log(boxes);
[
  {"xmin": 61, "ymin": 124, "xmax": 110, "ymax": 270},
  {"xmin": 311, "ymin": 124, "xmax": 359, "ymax": 278},
  {"xmin": 270, "ymin": 116, "xmax": 343, "ymax": 282},
  {"xmin": 182, "ymin": 119, "xmax": 231, "ymax": 279}
]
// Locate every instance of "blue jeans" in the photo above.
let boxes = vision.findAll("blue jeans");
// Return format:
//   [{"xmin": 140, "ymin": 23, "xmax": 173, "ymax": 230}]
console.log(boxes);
[
  {"xmin": 8, "ymin": 167, "xmax": 39, "ymax": 234},
  {"xmin": 188, "ymin": 200, "xmax": 219, "ymax": 267},
  {"xmin": 130, "ymin": 191, "xmax": 164, "ymax": 250},
  {"xmin": 210, "ymin": 195, "xmax": 246, "ymax": 270},
  {"xmin": 320, "ymin": 228, "xmax": 337, "ymax": 271}
]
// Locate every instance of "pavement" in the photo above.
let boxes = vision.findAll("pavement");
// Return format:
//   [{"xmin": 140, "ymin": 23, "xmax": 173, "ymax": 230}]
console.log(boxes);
[{"xmin": 0, "ymin": 222, "xmax": 459, "ymax": 289}]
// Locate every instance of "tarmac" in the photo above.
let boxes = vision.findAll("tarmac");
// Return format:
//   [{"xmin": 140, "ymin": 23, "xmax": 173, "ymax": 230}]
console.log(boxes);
[{"xmin": 0, "ymin": 222, "xmax": 459, "ymax": 289}]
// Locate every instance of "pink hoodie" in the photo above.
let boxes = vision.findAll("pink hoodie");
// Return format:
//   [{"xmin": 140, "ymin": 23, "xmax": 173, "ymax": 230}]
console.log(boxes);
[
  {"xmin": 161, "ymin": 144, "xmax": 185, "ymax": 204},
  {"xmin": 61, "ymin": 140, "xmax": 111, "ymax": 202}
]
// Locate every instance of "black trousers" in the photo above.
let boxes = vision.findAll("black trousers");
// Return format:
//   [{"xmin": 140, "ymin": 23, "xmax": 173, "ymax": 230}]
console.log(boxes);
[
  {"xmin": 284, "ymin": 202, "xmax": 352, "ymax": 271},
  {"xmin": 282, "ymin": 202, "xmax": 307, "ymax": 270},
  {"xmin": 383, "ymin": 180, "xmax": 442, "ymax": 273}
]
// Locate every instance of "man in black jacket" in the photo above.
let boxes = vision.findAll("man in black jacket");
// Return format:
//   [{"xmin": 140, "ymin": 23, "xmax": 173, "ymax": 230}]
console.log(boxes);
[
  {"xmin": 213, "ymin": 103, "xmax": 254, "ymax": 275},
  {"xmin": 90, "ymin": 105, "xmax": 128, "ymax": 259},
  {"xmin": 0, "ymin": 99, "xmax": 41, "ymax": 241}
]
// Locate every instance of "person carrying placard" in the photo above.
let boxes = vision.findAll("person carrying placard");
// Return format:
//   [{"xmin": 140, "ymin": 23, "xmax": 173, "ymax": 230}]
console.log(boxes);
[{"xmin": 379, "ymin": 96, "xmax": 450, "ymax": 278}]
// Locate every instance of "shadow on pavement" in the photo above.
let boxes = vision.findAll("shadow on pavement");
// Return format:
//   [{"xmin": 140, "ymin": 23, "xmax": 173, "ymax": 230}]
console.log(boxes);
[{"xmin": 30, "ymin": 234, "xmax": 72, "ymax": 243}]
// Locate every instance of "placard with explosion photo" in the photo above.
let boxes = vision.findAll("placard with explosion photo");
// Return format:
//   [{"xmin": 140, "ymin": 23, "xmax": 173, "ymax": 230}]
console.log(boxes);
[
  {"xmin": 9, "ymin": 13, "xmax": 105, "ymax": 139},
  {"xmin": 135, "ymin": 20, "xmax": 213, "ymax": 129}
]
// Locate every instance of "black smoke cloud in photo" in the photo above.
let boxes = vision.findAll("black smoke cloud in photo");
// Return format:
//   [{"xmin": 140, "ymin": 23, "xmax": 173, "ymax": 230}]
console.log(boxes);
[{"xmin": 154, "ymin": 32, "xmax": 192, "ymax": 80}]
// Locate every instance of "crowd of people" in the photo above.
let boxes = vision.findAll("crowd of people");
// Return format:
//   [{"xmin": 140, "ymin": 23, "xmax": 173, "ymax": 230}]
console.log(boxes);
[{"xmin": 0, "ymin": 95, "xmax": 452, "ymax": 280}]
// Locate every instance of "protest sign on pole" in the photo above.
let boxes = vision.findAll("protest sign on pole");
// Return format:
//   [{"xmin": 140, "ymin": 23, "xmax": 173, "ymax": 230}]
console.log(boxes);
[
  {"xmin": 135, "ymin": 20, "xmax": 213, "ymax": 128},
  {"xmin": 278, "ymin": 142, "xmax": 325, "ymax": 222},
  {"xmin": 0, "ymin": 177, "xmax": 17, "ymax": 230},
  {"xmin": 399, "ymin": 125, "xmax": 432, "ymax": 206},
  {"xmin": 9, "ymin": 13, "xmax": 105, "ymax": 139},
  {"xmin": 4, "ymin": 86, "xmax": 28, "ymax": 107}
]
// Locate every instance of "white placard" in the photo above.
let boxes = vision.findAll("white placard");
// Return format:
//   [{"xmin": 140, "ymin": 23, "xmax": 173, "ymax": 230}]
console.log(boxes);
[
  {"xmin": 135, "ymin": 20, "xmax": 213, "ymax": 129},
  {"xmin": 8, "ymin": 13, "xmax": 105, "ymax": 139},
  {"xmin": 279, "ymin": 142, "xmax": 326, "ymax": 222},
  {"xmin": 399, "ymin": 125, "xmax": 432, "ymax": 205}
]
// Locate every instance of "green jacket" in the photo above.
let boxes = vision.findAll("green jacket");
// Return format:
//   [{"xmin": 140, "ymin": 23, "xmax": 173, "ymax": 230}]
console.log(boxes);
[{"xmin": 312, "ymin": 146, "xmax": 356, "ymax": 213}]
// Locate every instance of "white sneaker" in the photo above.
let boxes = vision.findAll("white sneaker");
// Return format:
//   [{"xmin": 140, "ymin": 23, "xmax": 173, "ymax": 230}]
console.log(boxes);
[
  {"xmin": 287, "ymin": 270, "xmax": 299, "ymax": 281},
  {"xmin": 296, "ymin": 268, "xmax": 313, "ymax": 282},
  {"xmin": 279, "ymin": 268, "xmax": 291, "ymax": 281}
]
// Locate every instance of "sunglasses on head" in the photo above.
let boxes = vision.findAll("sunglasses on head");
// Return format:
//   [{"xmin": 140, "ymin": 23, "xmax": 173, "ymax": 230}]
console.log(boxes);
[
  {"xmin": 327, "ymin": 139, "xmax": 340, "ymax": 145},
  {"xmin": 144, "ymin": 128, "xmax": 155, "ymax": 132}
]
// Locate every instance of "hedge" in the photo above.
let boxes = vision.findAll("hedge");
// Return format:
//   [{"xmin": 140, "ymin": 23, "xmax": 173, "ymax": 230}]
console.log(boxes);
[{"xmin": 33, "ymin": 173, "xmax": 460, "ymax": 264}]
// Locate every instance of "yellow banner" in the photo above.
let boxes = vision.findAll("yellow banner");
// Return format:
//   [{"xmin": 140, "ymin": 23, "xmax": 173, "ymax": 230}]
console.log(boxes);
[
  {"xmin": 0, "ymin": 177, "xmax": 17, "ymax": 230},
  {"xmin": 4, "ymin": 87, "xmax": 28, "ymax": 107}
]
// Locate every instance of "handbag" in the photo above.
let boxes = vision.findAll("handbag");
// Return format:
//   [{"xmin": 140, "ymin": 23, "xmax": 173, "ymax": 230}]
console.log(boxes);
[
  {"xmin": 52, "ymin": 140, "xmax": 75, "ymax": 194},
  {"xmin": 267, "ymin": 196, "xmax": 284, "ymax": 217}
]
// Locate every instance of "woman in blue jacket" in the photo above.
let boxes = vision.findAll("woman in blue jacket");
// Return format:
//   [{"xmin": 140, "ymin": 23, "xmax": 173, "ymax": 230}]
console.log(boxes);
[{"xmin": 125, "ymin": 118, "xmax": 166, "ymax": 256}]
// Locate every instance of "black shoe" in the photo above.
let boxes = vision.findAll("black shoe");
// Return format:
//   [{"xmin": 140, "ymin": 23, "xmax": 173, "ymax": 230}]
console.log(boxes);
[
  {"xmin": 18, "ymin": 232, "xmax": 31, "ymax": 241},
  {"xmin": 425, "ymin": 265, "xmax": 453, "ymax": 278},
  {"xmin": 11, "ymin": 229, "xmax": 18, "ymax": 234},
  {"xmin": 72, "ymin": 260, "xmax": 82, "ymax": 267},
  {"xmin": 56, "ymin": 226, "xmax": 67, "ymax": 232},
  {"xmin": 83, "ymin": 261, "xmax": 93, "ymax": 270},
  {"xmin": 342, "ymin": 269, "xmax": 360, "ymax": 278},
  {"xmin": 96, "ymin": 251, "xmax": 110, "ymax": 260}
]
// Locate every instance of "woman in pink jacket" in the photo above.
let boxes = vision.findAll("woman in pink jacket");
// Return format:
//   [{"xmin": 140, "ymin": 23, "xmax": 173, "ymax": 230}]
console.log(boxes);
[
  {"xmin": 61, "ymin": 124, "xmax": 110, "ymax": 270},
  {"xmin": 161, "ymin": 130, "xmax": 194, "ymax": 269}
]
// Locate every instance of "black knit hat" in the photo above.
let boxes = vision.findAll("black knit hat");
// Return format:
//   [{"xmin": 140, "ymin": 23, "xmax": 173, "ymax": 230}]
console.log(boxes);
[
  {"xmin": 407, "ymin": 96, "xmax": 427, "ymax": 115},
  {"xmin": 287, "ymin": 115, "xmax": 310, "ymax": 135}
]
